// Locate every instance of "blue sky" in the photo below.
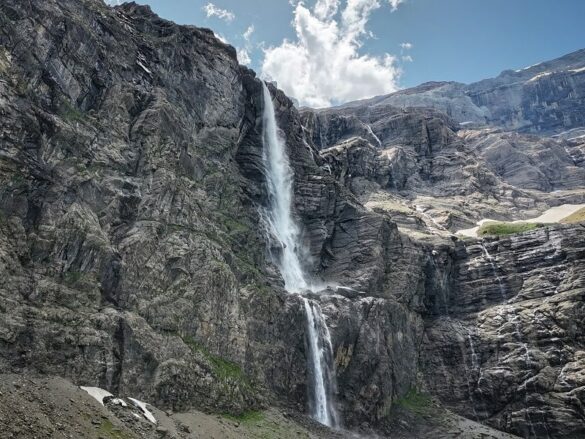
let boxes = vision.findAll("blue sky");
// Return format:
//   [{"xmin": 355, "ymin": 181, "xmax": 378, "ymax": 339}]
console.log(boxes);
[{"xmin": 110, "ymin": 0, "xmax": 585, "ymax": 107}]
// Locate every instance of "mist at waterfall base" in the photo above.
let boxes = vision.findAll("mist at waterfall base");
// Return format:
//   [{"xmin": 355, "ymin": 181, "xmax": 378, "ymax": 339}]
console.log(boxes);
[{"xmin": 260, "ymin": 82, "xmax": 339, "ymax": 428}]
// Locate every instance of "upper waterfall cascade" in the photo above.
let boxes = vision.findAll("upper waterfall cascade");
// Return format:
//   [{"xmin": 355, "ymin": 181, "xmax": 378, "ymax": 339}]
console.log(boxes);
[{"xmin": 260, "ymin": 82, "xmax": 338, "ymax": 428}]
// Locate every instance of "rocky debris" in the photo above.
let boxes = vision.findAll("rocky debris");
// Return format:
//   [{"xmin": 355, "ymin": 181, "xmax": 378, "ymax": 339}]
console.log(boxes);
[
  {"xmin": 0, "ymin": 373, "xmax": 518, "ymax": 439},
  {"xmin": 0, "ymin": 373, "xmax": 342, "ymax": 439},
  {"xmin": 0, "ymin": 373, "xmax": 145, "ymax": 439}
]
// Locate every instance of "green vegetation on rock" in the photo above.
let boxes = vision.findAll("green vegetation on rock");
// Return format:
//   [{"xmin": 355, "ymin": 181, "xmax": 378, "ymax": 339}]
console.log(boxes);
[
  {"xmin": 478, "ymin": 221, "xmax": 543, "ymax": 236},
  {"xmin": 182, "ymin": 335, "xmax": 252, "ymax": 386},
  {"xmin": 59, "ymin": 99, "xmax": 84, "ymax": 122},
  {"xmin": 222, "ymin": 410, "xmax": 265, "ymax": 424},
  {"xmin": 394, "ymin": 388, "xmax": 433, "ymax": 415},
  {"xmin": 98, "ymin": 420, "xmax": 133, "ymax": 439}
]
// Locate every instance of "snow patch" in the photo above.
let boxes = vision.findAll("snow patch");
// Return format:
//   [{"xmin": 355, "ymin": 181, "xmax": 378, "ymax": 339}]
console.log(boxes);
[
  {"xmin": 129, "ymin": 398, "xmax": 157, "ymax": 424},
  {"xmin": 80, "ymin": 386, "xmax": 113, "ymax": 405},
  {"xmin": 528, "ymin": 71, "xmax": 553, "ymax": 82},
  {"xmin": 570, "ymin": 66, "xmax": 585, "ymax": 74},
  {"xmin": 514, "ymin": 62, "xmax": 543, "ymax": 72},
  {"xmin": 111, "ymin": 398, "xmax": 128, "ymax": 407}
]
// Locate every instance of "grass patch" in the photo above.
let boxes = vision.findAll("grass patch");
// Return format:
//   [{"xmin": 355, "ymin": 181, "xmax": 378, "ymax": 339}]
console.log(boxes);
[
  {"xmin": 222, "ymin": 410, "xmax": 264, "ymax": 424},
  {"xmin": 60, "ymin": 99, "xmax": 84, "ymax": 122},
  {"xmin": 478, "ymin": 221, "xmax": 543, "ymax": 236},
  {"xmin": 98, "ymin": 420, "xmax": 133, "ymax": 439},
  {"xmin": 560, "ymin": 207, "xmax": 585, "ymax": 224},
  {"xmin": 62, "ymin": 271, "xmax": 96, "ymax": 287},
  {"xmin": 394, "ymin": 388, "xmax": 432, "ymax": 415},
  {"xmin": 181, "ymin": 335, "xmax": 251, "ymax": 384}
]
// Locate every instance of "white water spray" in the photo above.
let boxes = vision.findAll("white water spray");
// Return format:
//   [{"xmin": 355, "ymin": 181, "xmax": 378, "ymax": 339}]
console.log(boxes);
[
  {"xmin": 303, "ymin": 298, "xmax": 338, "ymax": 427},
  {"xmin": 261, "ymin": 82, "xmax": 309, "ymax": 293},
  {"xmin": 260, "ymin": 82, "xmax": 338, "ymax": 427}
]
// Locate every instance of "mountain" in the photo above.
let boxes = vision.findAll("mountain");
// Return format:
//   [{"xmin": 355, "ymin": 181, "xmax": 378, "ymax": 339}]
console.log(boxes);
[
  {"xmin": 0, "ymin": 1, "xmax": 584, "ymax": 438},
  {"xmin": 339, "ymin": 48, "xmax": 585, "ymax": 134}
]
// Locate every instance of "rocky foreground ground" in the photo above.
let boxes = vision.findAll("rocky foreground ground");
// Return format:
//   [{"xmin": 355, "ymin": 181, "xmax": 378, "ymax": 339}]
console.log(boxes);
[{"xmin": 0, "ymin": 374, "xmax": 519, "ymax": 439}]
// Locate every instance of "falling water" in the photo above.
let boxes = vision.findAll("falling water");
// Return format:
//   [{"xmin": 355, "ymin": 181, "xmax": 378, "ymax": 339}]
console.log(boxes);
[
  {"xmin": 261, "ymin": 82, "xmax": 309, "ymax": 293},
  {"xmin": 480, "ymin": 241, "xmax": 538, "ymax": 437},
  {"xmin": 479, "ymin": 242, "xmax": 507, "ymax": 299},
  {"xmin": 260, "ymin": 81, "xmax": 338, "ymax": 427},
  {"xmin": 303, "ymin": 298, "xmax": 338, "ymax": 427}
]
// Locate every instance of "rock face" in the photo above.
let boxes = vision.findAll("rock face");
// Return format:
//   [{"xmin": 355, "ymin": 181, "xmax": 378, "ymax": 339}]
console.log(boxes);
[
  {"xmin": 297, "ymin": 34, "xmax": 585, "ymax": 439},
  {"xmin": 1, "ymin": 1, "xmax": 585, "ymax": 438},
  {"xmin": 0, "ymin": 0, "xmax": 427, "ymax": 433},
  {"xmin": 301, "ymin": 90, "xmax": 585, "ymax": 232},
  {"xmin": 0, "ymin": 0, "xmax": 275, "ymax": 415},
  {"xmin": 423, "ymin": 225, "xmax": 585, "ymax": 438}
]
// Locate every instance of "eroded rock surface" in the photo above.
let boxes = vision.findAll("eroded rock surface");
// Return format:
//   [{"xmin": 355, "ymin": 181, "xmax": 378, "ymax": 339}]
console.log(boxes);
[{"xmin": 1, "ymin": 1, "xmax": 585, "ymax": 438}]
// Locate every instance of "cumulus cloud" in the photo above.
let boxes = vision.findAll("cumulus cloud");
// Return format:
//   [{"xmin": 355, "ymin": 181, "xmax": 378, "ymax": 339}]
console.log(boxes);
[
  {"xmin": 402, "ymin": 55, "xmax": 413, "ymax": 62},
  {"xmin": 261, "ymin": 0, "xmax": 403, "ymax": 107},
  {"xmin": 400, "ymin": 42, "xmax": 413, "ymax": 50},
  {"xmin": 203, "ymin": 3, "xmax": 235, "ymax": 22},
  {"xmin": 236, "ymin": 25, "xmax": 255, "ymax": 66}
]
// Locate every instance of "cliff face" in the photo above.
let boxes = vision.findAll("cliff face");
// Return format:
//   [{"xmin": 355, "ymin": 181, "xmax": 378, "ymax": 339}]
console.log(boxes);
[
  {"xmin": 423, "ymin": 225, "xmax": 585, "ymax": 438},
  {"xmin": 0, "ymin": 0, "xmax": 273, "ymax": 414},
  {"xmin": 0, "ymin": 0, "xmax": 428, "ymax": 431},
  {"xmin": 1, "ymin": 1, "xmax": 585, "ymax": 438},
  {"xmin": 301, "ymin": 95, "xmax": 585, "ymax": 233}
]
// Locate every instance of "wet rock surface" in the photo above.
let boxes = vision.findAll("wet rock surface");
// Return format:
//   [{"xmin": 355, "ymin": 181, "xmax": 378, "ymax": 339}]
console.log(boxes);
[{"xmin": 423, "ymin": 225, "xmax": 585, "ymax": 438}]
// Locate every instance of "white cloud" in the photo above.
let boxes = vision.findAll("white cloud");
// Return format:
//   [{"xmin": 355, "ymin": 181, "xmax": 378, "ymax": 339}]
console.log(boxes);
[
  {"xmin": 236, "ymin": 26, "xmax": 256, "ymax": 66},
  {"xmin": 400, "ymin": 42, "xmax": 413, "ymax": 50},
  {"xmin": 237, "ymin": 48, "xmax": 251, "ymax": 65},
  {"xmin": 389, "ymin": 0, "xmax": 405, "ymax": 11},
  {"xmin": 243, "ymin": 25, "xmax": 255, "ymax": 42},
  {"xmin": 261, "ymin": 0, "xmax": 403, "ymax": 107},
  {"xmin": 203, "ymin": 3, "xmax": 235, "ymax": 22},
  {"xmin": 402, "ymin": 55, "xmax": 413, "ymax": 62},
  {"xmin": 105, "ymin": 0, "xmax": 123, "ymax": 5},
  {"xmin": 314, "ymin": 0, "xmax": 339, "ymax": 19}
]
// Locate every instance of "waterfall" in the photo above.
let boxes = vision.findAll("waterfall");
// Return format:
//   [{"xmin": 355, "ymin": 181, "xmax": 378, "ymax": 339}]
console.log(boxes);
[
  {"xmin": 479, "ymin": 242, "xmax": 507, "ymax": 299},
  {"xmin": 260, "ymin": 81, "xmax": 338, "ymax": 427},
  {"xmin": 261, "ymin": 82, "xmax": 309, "ymax": 292},
  {"xmin": 480, "ymin": 242, "xmax": 539, "ymax": 437},
  {"xmin": 303, "ymin": 298, "xmax": 338, "ymax": 427}
]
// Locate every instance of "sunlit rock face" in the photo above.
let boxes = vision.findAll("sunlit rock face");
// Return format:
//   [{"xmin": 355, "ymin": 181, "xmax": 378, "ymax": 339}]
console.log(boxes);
[
  {"xmin": 423, "ymin": 225, "xmax": 585, "ymax": 438},
  {"xmin": 297, "ymin": 39, "xmax": 585, "ymax": 439}
]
